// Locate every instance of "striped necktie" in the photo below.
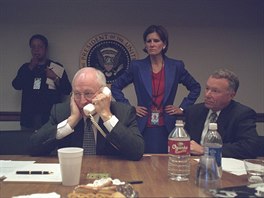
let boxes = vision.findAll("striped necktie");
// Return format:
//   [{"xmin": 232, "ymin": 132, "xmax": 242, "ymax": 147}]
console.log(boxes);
[
  {"xmin": 83, "ymin": 118, "xmax": 96, "ymax": 155},
  {"xmin": 209, "ymin": 112, "xmax": 218, "ymax": 123},
  {"xmin": 201, "ymin": 112, "xmax": 218, "ymax": 145}
]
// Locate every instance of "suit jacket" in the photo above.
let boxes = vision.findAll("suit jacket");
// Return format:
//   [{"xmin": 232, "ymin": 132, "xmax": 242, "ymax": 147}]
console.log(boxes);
[
  {"xmin": 29, "ymin": 101, "xmax": 144, "ymax": 161},
  {"xmin": 184, "ymin": 100, "xmax": 261, "ymax": 159},
  {"xmin": 111, "ymin": 56, "xmax": 201, "ymax": 133}
]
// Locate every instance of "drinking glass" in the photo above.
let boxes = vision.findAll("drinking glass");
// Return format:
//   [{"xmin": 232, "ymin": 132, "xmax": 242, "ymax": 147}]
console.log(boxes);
[
  {"xmin": 244, "ymin": 159, "xmax": 264, "ymax": 184},
  {"xmin": 196, "ymin": 155, "xmax": 220, "ymax": 189}
]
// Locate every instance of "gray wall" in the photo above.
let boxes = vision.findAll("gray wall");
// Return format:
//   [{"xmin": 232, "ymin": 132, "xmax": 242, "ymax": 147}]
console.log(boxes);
[{"xmin": 1, "ymin": 0, "xmax": 263, "ymax": 116}]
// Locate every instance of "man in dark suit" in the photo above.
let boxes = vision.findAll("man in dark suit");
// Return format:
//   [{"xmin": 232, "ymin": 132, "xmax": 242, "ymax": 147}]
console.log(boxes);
[
  {"xmin": 29, "ymin": 67, "xmax": 144, "ymax": 161},
  {"xmin": 184, "ymin": 68, "xmax": 261, "ymax": 159}
]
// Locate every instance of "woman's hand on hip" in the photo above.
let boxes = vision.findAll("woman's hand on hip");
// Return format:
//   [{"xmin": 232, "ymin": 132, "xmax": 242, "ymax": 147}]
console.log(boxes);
[
  {"xmin": 165, "ymin": 105, "xmax": 183, "ymax": 115},
  {"xmin": 136, "ymin": 106, "xmax": 148, "ymax": 117}
]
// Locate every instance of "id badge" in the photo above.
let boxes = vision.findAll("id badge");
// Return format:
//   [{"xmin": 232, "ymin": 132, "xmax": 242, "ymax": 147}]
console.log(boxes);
[
  {"xmin": 151, "ymin": 110, "xmax": 159, "ymax": 125},
  {"xmin": 33, "ymin": 78, "xmax": 41, "ymax": 89}
]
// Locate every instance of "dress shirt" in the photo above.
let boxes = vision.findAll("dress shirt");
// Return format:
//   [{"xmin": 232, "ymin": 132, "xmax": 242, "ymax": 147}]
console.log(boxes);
[
  {"xmin": 200, "ymin": 110, "xmax": 220, "ymax": 145},
  {"xmin": 56, "ymin": 114, "xmax": 119, "ymax": 141}
]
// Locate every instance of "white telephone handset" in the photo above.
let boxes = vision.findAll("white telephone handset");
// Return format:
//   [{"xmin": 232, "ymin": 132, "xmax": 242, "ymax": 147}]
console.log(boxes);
[
  {"xmin": 83, "ymin": 87, "xmax": 111, "ymax": 116},
  {"xmin": 82, "ymin": 86, "xmax": 118, "ymax": 150}
]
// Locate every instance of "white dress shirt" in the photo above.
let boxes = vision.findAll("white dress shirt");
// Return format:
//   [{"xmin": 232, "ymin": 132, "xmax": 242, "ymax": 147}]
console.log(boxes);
[
  {"xmin": 56, "ymin": 114, "xmax": 119, "ymax": 142},
  {"xmin": 200, "ymin": 110, "xmax": 220, "ymax": 145}
]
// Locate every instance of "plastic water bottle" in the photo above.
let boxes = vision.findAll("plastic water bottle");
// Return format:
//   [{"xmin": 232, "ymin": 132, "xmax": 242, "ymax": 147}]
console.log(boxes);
[
  {"xmin": 203, "ymin": 123, "xmax": 223, "ymax": 177},
  {"xmin": 168, "ymin": 120, "xmax": 190, "ymax": 181}
]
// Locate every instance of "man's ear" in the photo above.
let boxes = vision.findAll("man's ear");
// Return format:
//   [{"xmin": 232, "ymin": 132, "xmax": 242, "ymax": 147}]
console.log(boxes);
[{"xmin": 230, "ymin": 91, "xmax": 236, "ymax": 99}]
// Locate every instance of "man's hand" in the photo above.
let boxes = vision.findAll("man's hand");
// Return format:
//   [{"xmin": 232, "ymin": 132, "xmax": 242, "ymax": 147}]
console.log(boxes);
[
  {"xmin": 67, "ymin": 94, "xmax": 82, "ymax": 128},
  {"xmin": 28, "ymin": 57, "xmax": 39, "ymax": 70},
  {"xmin": 190, "ymin": 140, "xmax": 204, "ymax": 156},
  {"xmin": 45, "ymin": 68, "xmax": 57, "ymax": 80},
  {"xmin": 92, "ymin": 90, "xmax": 112, "ymax": 122}
]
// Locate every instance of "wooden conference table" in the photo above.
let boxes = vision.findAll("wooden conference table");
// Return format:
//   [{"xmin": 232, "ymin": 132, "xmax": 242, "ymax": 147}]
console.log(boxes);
[{"xmin": 0, "ymin": 154, "xmax": 248, "ymax": 197}]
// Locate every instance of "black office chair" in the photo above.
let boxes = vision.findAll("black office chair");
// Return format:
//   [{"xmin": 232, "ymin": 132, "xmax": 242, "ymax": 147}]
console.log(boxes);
[
  {"xmin": 0, "ymin": 129, "xmax": 33, "ymax": 155},
  {"xmin": 258, "ymin": 136, "xmax": 264, "ymax": 157}
]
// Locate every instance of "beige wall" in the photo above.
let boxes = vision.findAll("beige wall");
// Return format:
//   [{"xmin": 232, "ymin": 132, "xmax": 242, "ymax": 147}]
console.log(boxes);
[{"xmin": 0, "ymin": 0, "xmax": 263, "ymax": 117}]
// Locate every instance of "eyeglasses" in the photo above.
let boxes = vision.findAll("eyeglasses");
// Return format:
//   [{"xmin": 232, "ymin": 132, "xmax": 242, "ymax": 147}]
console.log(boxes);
[{"xmin": 73, "ymin": 92, "xmax": 96, "ymax": 100}]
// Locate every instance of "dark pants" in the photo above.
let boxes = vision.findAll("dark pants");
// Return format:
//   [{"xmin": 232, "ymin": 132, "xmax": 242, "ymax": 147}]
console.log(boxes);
[{"xmin": 143, "ymin": 126, "xmax": 169, "ymax": 154}]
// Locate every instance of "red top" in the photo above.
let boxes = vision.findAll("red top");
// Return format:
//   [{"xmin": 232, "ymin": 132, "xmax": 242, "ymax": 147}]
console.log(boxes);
[{"xmin": 147, "ymin": 66, "xmax": 165, "ymax": 127}]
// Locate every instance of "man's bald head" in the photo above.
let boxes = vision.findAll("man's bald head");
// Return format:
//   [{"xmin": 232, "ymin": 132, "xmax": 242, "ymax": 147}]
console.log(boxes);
[{"xmin": 72, "ymin": 67, "xmax": 106, "ymax": 88}]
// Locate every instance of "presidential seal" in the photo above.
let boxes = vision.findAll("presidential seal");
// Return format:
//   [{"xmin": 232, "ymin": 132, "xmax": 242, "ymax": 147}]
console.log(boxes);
[{"xmin": 80, "ymin": 32, "xmax": 138, "ymax": 84}]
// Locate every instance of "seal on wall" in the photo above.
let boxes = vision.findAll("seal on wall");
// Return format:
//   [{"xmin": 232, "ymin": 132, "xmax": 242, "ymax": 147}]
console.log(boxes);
[{"xmin": 80, "ymin": 32, "xmax": 138, "ymax": 84}]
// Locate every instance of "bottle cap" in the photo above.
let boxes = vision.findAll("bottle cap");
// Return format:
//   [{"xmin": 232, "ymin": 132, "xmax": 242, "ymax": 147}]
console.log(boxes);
[
  {"xmin": 209, "ymin": 123, "xmax": 217, "ymax": 130},
  {"xmin": 175, "ymin": 120, "xmax": 184, "ymax": 126}
]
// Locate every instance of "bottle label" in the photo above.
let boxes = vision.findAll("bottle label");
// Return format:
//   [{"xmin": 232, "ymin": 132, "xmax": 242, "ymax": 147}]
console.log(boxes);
[
  {"xmin": 168, "ymin": 139, "xmax": 190, "ymax": 155},
  {"xmin": 204, "ymin": 147, "xmax": 222, "ymax": 167}
]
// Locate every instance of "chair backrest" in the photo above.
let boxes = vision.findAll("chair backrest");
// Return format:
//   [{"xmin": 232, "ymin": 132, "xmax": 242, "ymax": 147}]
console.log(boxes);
[{"xmin": 0, "ymin": 129, "xmax": 33, "ymax": 155}]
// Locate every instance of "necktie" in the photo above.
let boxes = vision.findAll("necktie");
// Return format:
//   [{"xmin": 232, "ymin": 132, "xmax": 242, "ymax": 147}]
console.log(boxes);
[
  {"xmin": 209, "ymin": 112, "xmax": 218, "ymax": 123},
  {"xmin": 83, "ymin": 119, "xmax": 96, "ymax": 155},
  {"xmin": 201, "ymin": 112, "xmax": 218, "ymax": 145}
]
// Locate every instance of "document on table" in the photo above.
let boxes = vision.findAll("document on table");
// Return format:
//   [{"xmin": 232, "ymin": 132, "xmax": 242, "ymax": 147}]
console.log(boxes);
[
  {"xmin": 12, "ymin": 192, "xmax": 61, "ymax": 198},
  {"xmin": 3, "ymin": 163, "xmax": 62, "ymax": 183},
  {"xmin": 221, "ymin": 158, "xmax": 247, "ymax": 176},
  {"xmin": 194, "ymin": 158, "xmax": 247, "ymax": 176},
  {"xmin": 0, "ymin": 160, "xmax": 35, "ymax": 179}
]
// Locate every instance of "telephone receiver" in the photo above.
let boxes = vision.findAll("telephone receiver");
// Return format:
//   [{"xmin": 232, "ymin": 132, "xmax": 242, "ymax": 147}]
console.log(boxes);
[
  {"xmin": 83, "ymin": 86, "xmax": 111, "ymax": 116},
  {"xmin": 82, "ymin": 86, "xmax": 118, "ymax": 150}
]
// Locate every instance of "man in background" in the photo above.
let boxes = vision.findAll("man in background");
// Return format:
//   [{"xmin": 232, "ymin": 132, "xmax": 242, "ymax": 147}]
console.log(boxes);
[
  {"xmin": 184, "ymin": 68, "xmax": 261, "ymax": 159},
  {"xmin": 12, "ymin": 34, "xmax": 72, "ymax": 130}
]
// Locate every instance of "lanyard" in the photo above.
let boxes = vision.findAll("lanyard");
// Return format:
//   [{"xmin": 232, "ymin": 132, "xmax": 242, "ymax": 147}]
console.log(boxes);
[{"xmin": 151, "ymin": 65, "xmax": 164, "ymax": 109}]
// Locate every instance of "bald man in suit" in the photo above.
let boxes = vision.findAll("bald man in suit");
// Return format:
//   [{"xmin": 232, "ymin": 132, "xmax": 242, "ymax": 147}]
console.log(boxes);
[{"xmin": 29, "ymin": 67, "xmax": 144, "ymax": 161}]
